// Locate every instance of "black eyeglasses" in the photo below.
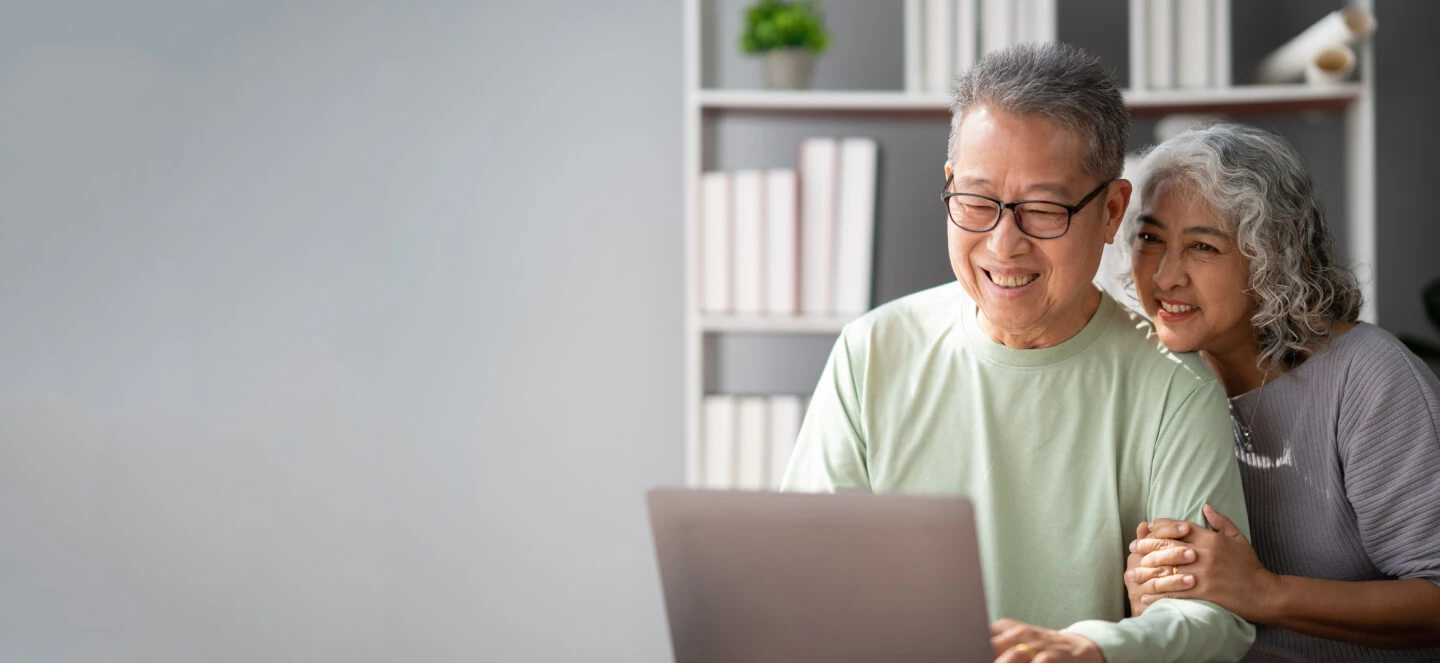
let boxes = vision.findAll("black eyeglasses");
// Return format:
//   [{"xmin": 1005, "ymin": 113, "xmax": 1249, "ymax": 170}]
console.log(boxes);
[{"xmin": 943, "ymin": 175, "xmax": 1114, "ymax": 239}]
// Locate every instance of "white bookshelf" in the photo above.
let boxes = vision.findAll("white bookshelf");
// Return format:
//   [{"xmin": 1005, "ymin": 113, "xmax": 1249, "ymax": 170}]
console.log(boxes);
[
  {"xmin": 699, "ymin": 314, "xmax": 852, "ymax": 334},
  {"xmin": 683, "ymin": 0, "xmax": 1377, "ymax": 487},
  {"xmin": 698, "ymin": 83, "xmax": 1362, "ymax": 114}
]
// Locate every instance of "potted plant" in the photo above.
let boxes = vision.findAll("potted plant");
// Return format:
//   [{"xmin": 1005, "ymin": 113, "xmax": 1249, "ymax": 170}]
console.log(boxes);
[
  {"xmin": 1399, "ymin": 277, "xmax": 1440, "ymax": 363},
  {"xmin": 740, "ymin": 0, "xmax": 830, "ymax": 90}
]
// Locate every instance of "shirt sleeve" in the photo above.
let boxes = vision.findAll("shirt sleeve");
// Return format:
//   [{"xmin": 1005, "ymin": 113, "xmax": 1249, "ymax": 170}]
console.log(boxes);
[
  {"xmin": 780, "ymin": 328, "xmax": 870, "ymax": 492},
  {"xmin": 1338, "ymin": 339, "xmax": 1440, "ymax": 583},
  {"xmin": 1064, "ymin": 379, "xmax": 1256, "ymax": 662}
]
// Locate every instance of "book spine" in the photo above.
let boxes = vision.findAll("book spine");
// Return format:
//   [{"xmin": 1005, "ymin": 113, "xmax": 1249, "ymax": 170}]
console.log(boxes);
[
  {"xmin": 1146, "ymin": 0, "xmax": 1175, "ymax": 90},
  {"xmin": 731, "ymin": 170, "xmax": 766, "ymax": 315},
  {"xmin": 980, "ymin": 0, "xmax": 1013, "ymax": 57},
  {"xmin": 1129, "ymin": 0, "xmax": 1149, "ymax": 91},
  {"xmin": 954, "ymin": 0, "xmax": 978, "ymax": 77},
  {"xmin": 700, "ymin": 172, "xmax": 731, "ymax": 314},
  {"xmin": 765, "ymin": 169, "xmax": 799, "ymax": 316},
  {"xmin": 703, "ymin": 395, "xmax": 736, "ymax": 489},
  {"xmin": 798, "ymin": 138, "xmax": 839, "ymax": 316},
  {"xmin": 905, "ymin": 0, "xmax": 924, "ymax": 93},
  {"xmin": 833, "ymin": 138, "xmax": 879, "ymax": 316},
  {"xmin": 735, "ymin": 396, "xmax": 769, "ymax": 490},
  {"xmin": 767, "ymin": 395, "xmax": 805, "ymax": 489},
  {"xmin": 925, "ymin": 0, "xmax": 954, "ymax": 93},
  {"xmin": 1175, "ymin": 0, "xmax": 1211, "ymax": 89}
]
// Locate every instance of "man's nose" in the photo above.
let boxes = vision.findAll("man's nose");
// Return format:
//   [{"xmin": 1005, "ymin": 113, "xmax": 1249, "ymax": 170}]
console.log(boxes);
[{"xmin": 986, "ymin": 208, "xmax": 1031, "ymax": 257}]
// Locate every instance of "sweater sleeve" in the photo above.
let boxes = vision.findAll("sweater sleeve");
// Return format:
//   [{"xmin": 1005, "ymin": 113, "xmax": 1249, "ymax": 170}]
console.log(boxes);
[
  {"xmin": 1337, "ymin": 335, "xmax": 1440, "ymax": 583},
  {"xmin": 1063, "ymin": 380, "xmax": 1256, "ymax": 662},
  {"xmin": 780, "ymin": 327, "xmax": 870, "ymax": 492}
]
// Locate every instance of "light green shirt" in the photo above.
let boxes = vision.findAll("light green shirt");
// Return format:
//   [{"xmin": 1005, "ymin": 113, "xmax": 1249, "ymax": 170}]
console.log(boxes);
[{"xmin": 782, "ymin": 282, "xmax": 1254, "ymax": 662}]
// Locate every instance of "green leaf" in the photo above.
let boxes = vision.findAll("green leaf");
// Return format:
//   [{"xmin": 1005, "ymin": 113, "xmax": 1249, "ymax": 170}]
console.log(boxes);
[
  {"xmin": 1399, "ymin": 334, "xmax": 1440, "ymax": 360},
  {"xmin": 1423, "ymin": 278, "xmax": 1440, "ymax": 330},
  {"xmin": 739, "ymin": 0, "xmax": 830, "ymax": 54}
]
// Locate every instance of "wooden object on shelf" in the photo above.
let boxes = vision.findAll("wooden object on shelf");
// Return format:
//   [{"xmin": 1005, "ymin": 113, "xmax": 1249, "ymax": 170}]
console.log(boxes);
[{"xmin": 1256, "ymin": 8, "xmax": 1377, "ymax": 84}]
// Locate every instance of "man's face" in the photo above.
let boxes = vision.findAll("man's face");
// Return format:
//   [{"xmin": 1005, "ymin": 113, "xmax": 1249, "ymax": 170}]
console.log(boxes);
[{"xmin": 946, "ymin": 107, "xmax": 1128, "ymax": 347}]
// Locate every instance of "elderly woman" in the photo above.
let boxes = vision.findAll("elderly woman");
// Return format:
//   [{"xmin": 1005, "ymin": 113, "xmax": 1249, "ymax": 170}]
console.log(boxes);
[{"xmin": 1119, "ymin": 122, "xmax": 1440, "ymax": 661}]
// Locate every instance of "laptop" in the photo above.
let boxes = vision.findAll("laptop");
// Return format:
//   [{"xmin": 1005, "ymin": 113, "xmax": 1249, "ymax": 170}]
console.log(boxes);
[{"xmin": 646, "ymin": 489, "xmax": 993, "ymax": 662}]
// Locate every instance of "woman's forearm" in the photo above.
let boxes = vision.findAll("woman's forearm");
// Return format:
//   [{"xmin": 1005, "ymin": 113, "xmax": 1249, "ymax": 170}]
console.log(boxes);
[{"xmin": 1258, "ymin": 576, "xmax": 1440, "ymax": 649}]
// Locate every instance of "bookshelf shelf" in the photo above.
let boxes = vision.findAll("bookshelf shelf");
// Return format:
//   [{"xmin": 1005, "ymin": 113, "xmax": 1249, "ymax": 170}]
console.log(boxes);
[
  {"xmin": 699, "ymin": 314, "xmax": 852, "ymax": 334},
  {"xmin": 1123, "ymin": 83, "xmax": 1363, "ymax": 115},
  {"xmin": 697, "ymin": 89, "xmax": 947, "ymax": 112},
  {"xmin": 696, "ymin": 83, "xmax": 1362, "ymax": 115}
]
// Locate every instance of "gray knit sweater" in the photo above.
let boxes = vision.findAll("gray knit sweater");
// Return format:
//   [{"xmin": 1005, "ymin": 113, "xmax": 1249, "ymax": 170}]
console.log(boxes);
[{"xmin": 1229, "ymin": 323, "xmax": 1440, "ymax": 662}]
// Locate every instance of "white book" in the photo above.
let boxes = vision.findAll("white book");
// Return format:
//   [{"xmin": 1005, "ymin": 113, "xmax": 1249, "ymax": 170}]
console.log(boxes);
[
  {"xmin": 767, "ymin": 395, "xmax": 804, "ymax": 489},
  {"xmin": 731, "ymin": 170, "xmax": 766, "ymax": 315},
  {"xmin": 798, "ymin": 138, "xmax": 839, "ymax": 316},
  {"xmin": 700, "ymin": 172, "xmax": 731, "ymax": 314},
  {"xmin": 833, "ymin": 138, "xmax": 878, "ymax": 316},
  {"xmin": 703, "ymin": 395, "xmax": 737, "ymax": 489},
  {"xmin": 1129, "ymin": 0, "xmax": 1149, "ymax": 91},
  {"xmin": 905, "ymin": 0, "xmax": 923, "ymax": 92},
  {"xmin": 925, "ymin": 0, "xmax": 953, "ymax": 93},
  {"xmin": 765, "ymin": 169, "xmax": 799, "ymax": 316},
  {"xmin": 954, "ymin": 0, "xmax": 978, "ymax": 76},
  {"xmin": 981, "ymin": 0, "xmax": 1013, "ymax": 56},
  {"xmin": 1012, "ymin": 0, "xmax": 1032, "ymax": 44},
  {"xmin": 1175, "ymin": 0, "xmax": 1211, "ymax": 88},
  {"xmin": 735, "ymin": 396, "xmax": 769, "ymax": 491},
  {"xmin": 1031, "ymin": 0, "xmax": 1057, "ymax": 43},
  {"xmin": 1146, "ymin": 0, "xmax": 1175, "ymax": 89},
  {"xmin": 1211, "ymin": 0, "xmax": 1230, "ymax": 87}
]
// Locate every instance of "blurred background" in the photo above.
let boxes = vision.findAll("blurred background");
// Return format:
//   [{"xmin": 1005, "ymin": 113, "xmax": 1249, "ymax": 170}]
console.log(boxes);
[{"xmin": 0, "ymin": 1, "xmax": 1435, "ymax": 660}]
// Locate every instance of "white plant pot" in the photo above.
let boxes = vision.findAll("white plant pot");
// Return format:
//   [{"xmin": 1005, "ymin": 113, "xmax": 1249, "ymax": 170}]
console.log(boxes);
[{"xmin": 763, "ymin": 48, "xmax": 815, "ymax": 90}]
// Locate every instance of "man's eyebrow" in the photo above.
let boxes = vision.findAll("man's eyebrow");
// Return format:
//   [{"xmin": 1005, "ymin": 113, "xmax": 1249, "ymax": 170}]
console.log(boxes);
[
  {"xmin": 1139, "ymin": 214, "xmax": 1165, "ymax": 228},
  {"xmin": 951, "ymin": 176, "xmax": 1071, "ymax": 198}
]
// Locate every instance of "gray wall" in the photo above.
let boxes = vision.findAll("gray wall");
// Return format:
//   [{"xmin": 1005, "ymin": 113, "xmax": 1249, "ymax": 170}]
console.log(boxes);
[
  {"xmin": 0, "ymin": 1, "xmax": 679, "ymax": 660},
  {"xmin": 1373, "ymin": 0, "xmax": 1440, "ymax": 365},
  {"xmin": 1, "ymin": 1, "xmax": 1436, "ymax": 662}
]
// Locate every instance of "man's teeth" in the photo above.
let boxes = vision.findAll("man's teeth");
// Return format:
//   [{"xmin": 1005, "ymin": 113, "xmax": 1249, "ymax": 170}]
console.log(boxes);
[
  {"xmin": 1160, "ymin": 301, "xmax": 1197, "ymax": 313},
  {"xmin": 990, "ymin": 273, "xmax": 1037, "ymax": 288}
]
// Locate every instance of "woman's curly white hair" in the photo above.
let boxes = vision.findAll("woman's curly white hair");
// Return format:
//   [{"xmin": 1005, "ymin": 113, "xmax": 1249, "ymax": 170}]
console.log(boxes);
[{"xmin": 1119, "ymin": 122, "xmax": 1361, "ymax": 370}]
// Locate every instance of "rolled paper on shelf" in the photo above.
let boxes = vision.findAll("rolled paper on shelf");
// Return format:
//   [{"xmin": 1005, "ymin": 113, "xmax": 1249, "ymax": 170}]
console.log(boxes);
[
  {"xmin": 1305, "ymin": 45, "xmax": 1356, "ymax": 85},
  {"xmin": 1255, "ymin": 8, "xmax": 1376, "ymax": 84}
]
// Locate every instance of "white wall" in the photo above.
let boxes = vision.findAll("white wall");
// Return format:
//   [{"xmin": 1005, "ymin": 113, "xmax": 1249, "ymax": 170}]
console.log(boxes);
[{"xmin": 0, "ymin": 1, "xmax": 681, "ymax": 659}]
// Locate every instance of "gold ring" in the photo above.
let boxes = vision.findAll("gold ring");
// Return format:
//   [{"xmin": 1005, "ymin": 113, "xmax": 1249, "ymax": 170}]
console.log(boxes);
[
  {"xmin": 1014, "ymin": 643, "xmax": 1036, "ymax": 659},
  {"xmin": 1172, "ymin": 566, "xmax": 1179, "ymax": 577}
]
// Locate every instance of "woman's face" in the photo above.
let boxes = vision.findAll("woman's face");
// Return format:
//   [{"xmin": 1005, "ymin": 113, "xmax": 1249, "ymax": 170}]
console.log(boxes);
[{"xmin": 1130, "ymin": 187, "xmax": 1255, "ymax": 356}]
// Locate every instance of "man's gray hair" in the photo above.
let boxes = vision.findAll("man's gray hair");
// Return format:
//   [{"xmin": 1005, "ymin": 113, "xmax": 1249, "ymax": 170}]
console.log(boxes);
[
  {"xmin": 948, "ymin": 42, "xmax": 1128, "ymax": 181},
  {"xmin": 1119, "ymin": 122, "xmax": 1362, "ymax": 370}
]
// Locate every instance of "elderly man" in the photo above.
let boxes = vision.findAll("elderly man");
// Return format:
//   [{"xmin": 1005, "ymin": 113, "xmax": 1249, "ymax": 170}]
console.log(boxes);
[{"xmin": 781, "ymin": 43, "xmax": 1254, "ymax": 662}]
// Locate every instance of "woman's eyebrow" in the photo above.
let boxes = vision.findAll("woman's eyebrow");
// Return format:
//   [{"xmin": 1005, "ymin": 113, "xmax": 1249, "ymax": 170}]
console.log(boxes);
[
  {"xmin": 1139, "ymin": 214, "xmax": 1231, "ymax": 238},
  {"xmin": 1183, "ymin": 225, "xmax": 1232, "ymax": 239}
]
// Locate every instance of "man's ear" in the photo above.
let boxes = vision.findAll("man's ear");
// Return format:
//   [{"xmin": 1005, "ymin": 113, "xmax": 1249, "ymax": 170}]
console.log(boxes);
[
  {"xmin": 1103, "ymin": 179, "xmax": 1134, "ymax": 244},
  {"xmin": 944, "ymin": 160, "xmax": 952, "ymax": 180}
]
